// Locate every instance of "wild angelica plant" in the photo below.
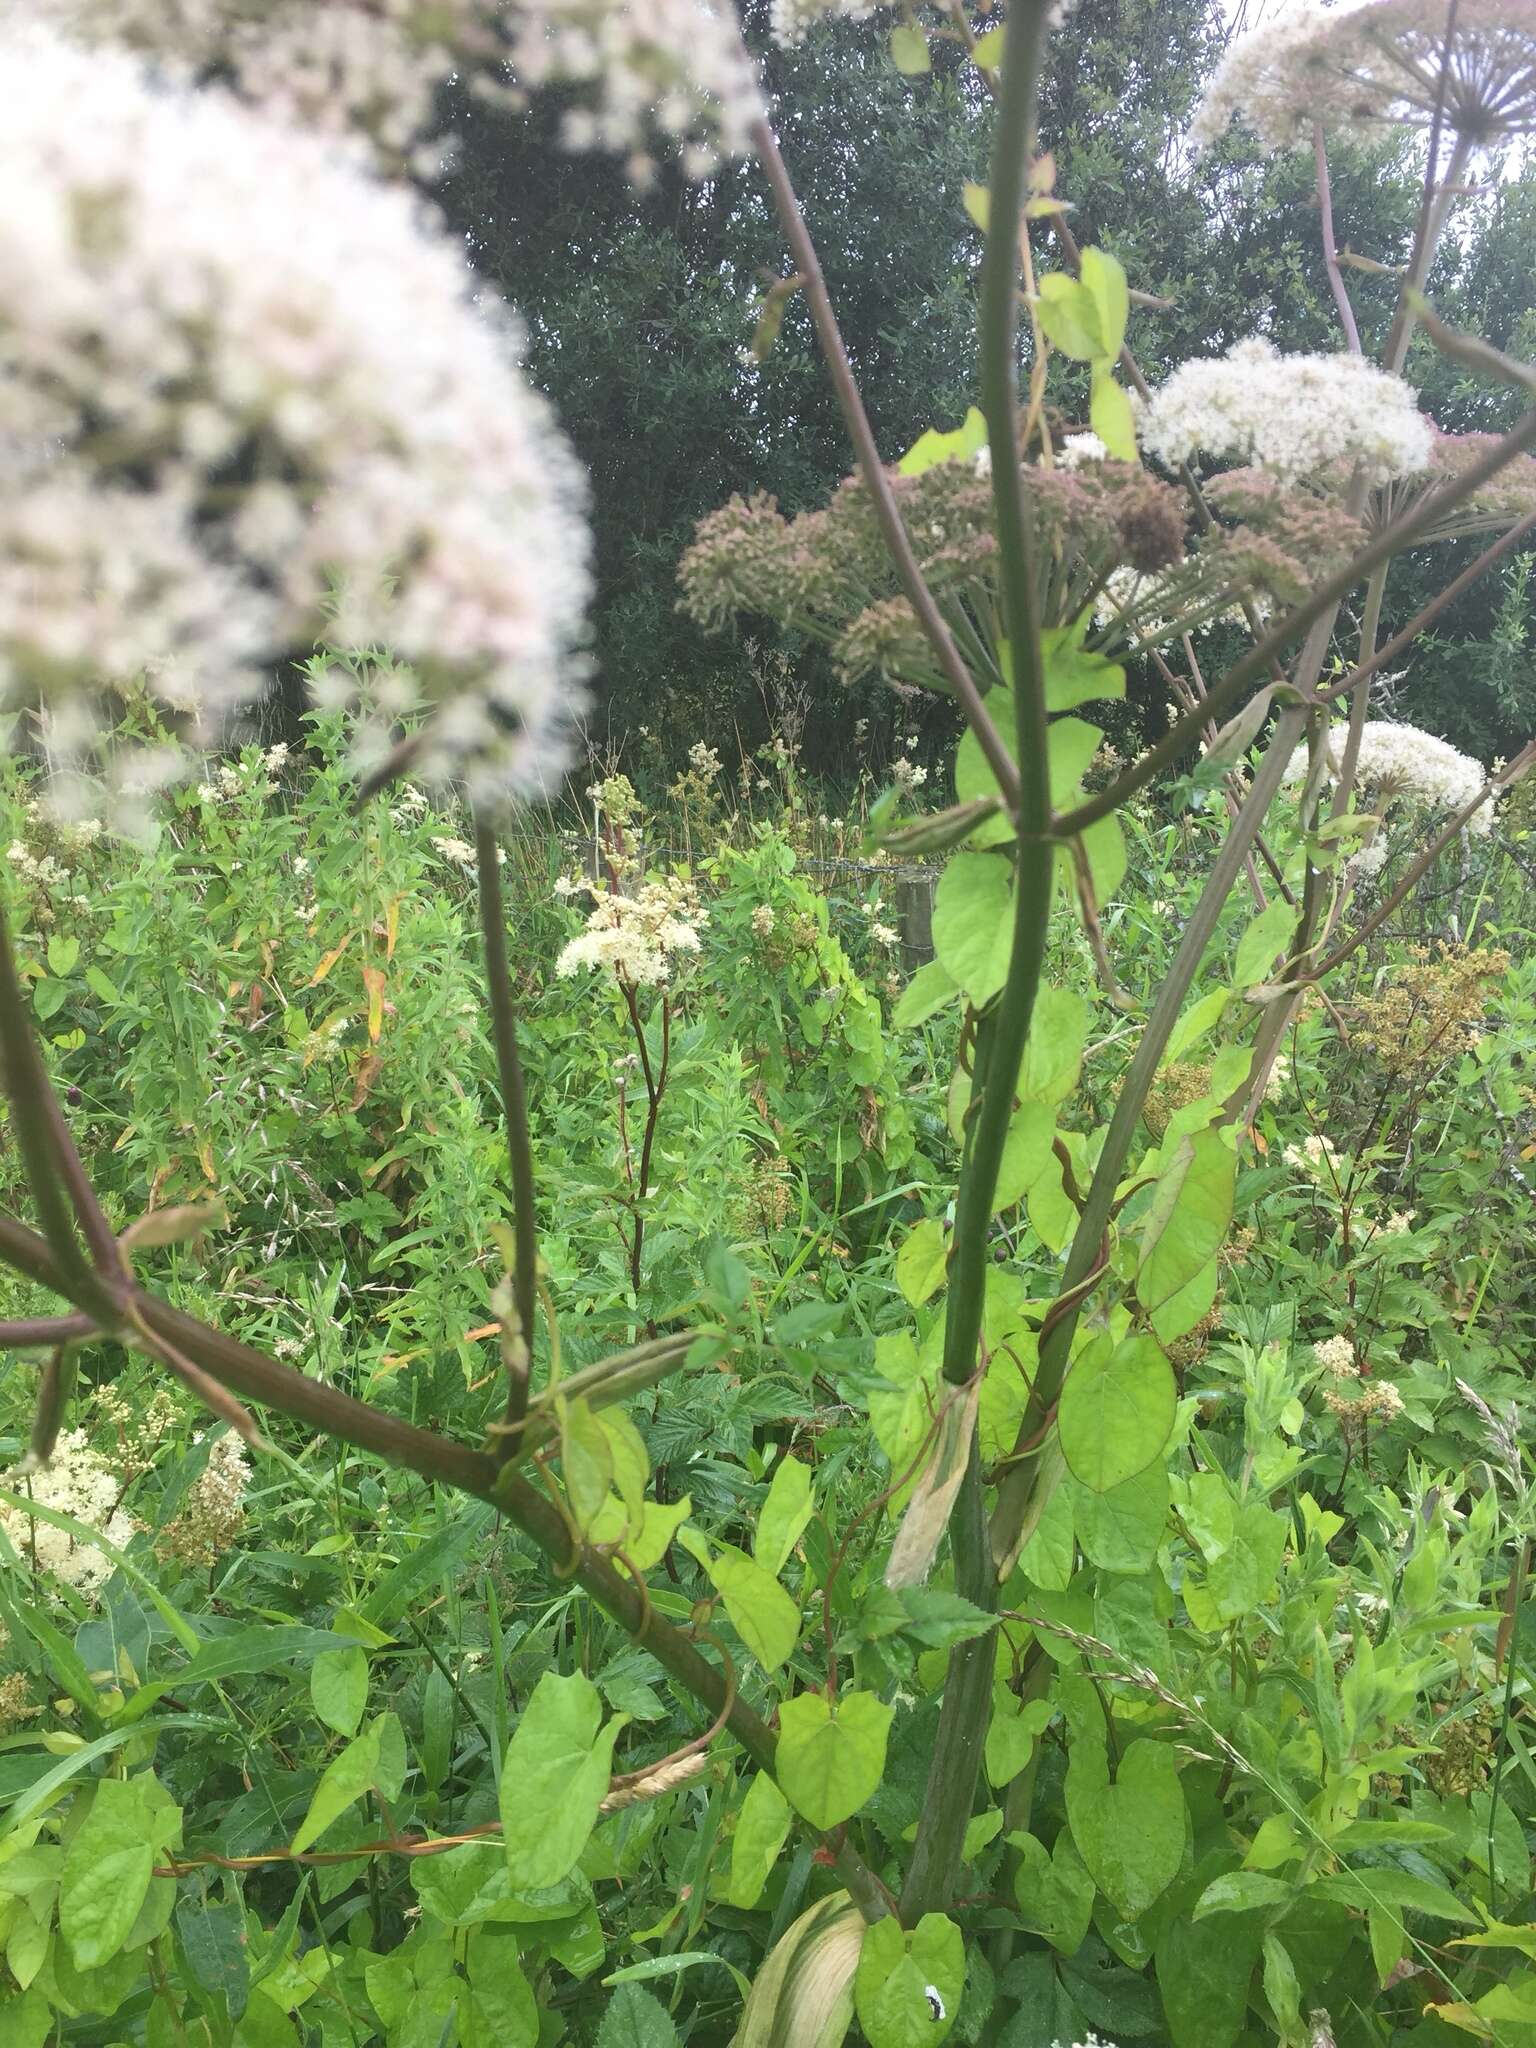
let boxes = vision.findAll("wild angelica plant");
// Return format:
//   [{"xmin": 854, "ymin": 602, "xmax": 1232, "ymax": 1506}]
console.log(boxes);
[{"xmin": 0, "ymin": 3, "xmax": 1533, "ymax": 2044}]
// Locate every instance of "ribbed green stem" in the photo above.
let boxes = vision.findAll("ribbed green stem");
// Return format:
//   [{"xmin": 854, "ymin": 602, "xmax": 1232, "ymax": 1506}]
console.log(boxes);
[
  {"xmin": 989, "ymin": 704, "xmax": 1309, "ymax": 1573},
  {"xmin": 898, "ymin": 0, "xmax": 1055, "ymax": 1925}
]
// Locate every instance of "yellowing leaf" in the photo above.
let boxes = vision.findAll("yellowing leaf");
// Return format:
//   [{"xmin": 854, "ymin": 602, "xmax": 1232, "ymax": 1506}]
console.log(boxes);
[
  {"xmin": 898, "ymin": 407, "xmax": 988, "ymax": 477},
  {"xmin": 362, "ymin": 963, "xmax": 386, "ymax": 1043},
  {"xmin": 309, "ymin": 936, "xmax": 353, "ymax": 986},
  {"xmin": 1035, "ymin": 274, "xmax": 1105, "ymax": 361},
  {"xmin": 1079, "ymin": 246, "xmax": 1130, "ymax": 362},
  {"xmin": 890, "ymin": 24, "xmax": 930, "ymax": 74},
  {"xmin": 971, "ymin": 25, "xmax": 1004, "ymax": 69},
  {"xmin": 775, "ymin": 1690, "xmax": 893, "ymax": 1829},
  {"xmin": 895, "ymin": 1217, "xmax": 948, "ymax": 1307},
  {"xmin": 755, "ymin": 1455, "xmax": 815, "ymax": 1579},
  {"xmin": 1089, "ymin": 366, "xmax": 1137, "ymax": 461}
]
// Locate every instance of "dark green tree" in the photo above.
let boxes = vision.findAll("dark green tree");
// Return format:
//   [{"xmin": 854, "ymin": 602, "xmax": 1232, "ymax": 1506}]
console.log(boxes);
[{"xmin": 442, "ymin": 0, "xmax": 1534, "ymax": 771}]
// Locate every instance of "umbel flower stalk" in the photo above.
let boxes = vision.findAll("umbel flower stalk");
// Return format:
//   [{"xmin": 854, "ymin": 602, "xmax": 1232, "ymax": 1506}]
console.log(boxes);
[{"xmin": 1193, "ymin": 0, "xmax": 1536, "ymax": 157}]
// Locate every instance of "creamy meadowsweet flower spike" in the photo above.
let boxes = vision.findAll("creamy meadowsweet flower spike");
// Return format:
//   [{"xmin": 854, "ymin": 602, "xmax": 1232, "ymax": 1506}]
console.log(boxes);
[
  {"xmin": 557, "ymin": 877, "xmax": 705, "ymax": 987},
  {"xmin": 1193, "ymin": 0, "xmax": 1536, "ymax": 157},
  {"xmin": 0, "ymin": 29, "xmax": 589, "ymax": 809},
  {"xmin": 0, "ymin": 1429, "xmax": 135, "ymax": 1597},
  {"xmin": 1142, "ymin": 341, "xmax": 1432, "ymax": 486},
  {"xmin": 1313, "ymin": 1334, "xmax": 1359, "ymax": 1379}
]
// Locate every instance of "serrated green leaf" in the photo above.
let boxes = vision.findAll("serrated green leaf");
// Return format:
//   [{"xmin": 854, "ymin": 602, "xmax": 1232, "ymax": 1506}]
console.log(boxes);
[{"xmin": 594, "ymin": 1982, "xmax": 680, "ymax": 2048}]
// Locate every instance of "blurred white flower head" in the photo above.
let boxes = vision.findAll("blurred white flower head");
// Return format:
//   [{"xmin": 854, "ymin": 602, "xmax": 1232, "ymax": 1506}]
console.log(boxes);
[
  {"xmin": 0, "ymin": 28, "xmax": 590, "ymax": 811},
  {"xmin": 1193, "ymin": 0, "xmax": 1536, "ymax": 158},
  {"xmin": 46, "ymin": 0, "xmax": 762, "ymax": 177}
]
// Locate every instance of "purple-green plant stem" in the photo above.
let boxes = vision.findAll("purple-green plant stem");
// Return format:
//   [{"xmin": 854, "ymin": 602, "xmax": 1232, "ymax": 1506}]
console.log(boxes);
[
  {"xmin": 0, "ymin": 1314, "xmax": 94, "ymax": 1346},
  {"xmin": 898, "ymin": 0, "xmax": 1056, "ymax": 1925},
  {"xmin": 747, "ymin": 115, "xmax": 1019, "ymax": 816},
  {"xmin": 0, "ymin": 898, "xmax": 122, "ymax": 1324},
  {"xmin": 1314, "ymin": 125, "xmax": 1362, "ymax": 356},
  {"xmin": 0, "ymin": 1200, "xmax": 892, "ymax": 1920},
  {"xmin": 473, "ymin": 812, "xmax": 538, "ymax": 1436}
]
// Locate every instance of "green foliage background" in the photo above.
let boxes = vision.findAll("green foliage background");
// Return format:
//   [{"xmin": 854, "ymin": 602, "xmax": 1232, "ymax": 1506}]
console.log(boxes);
[{"xmin": 437, "ymin": 0, "xmax": 1536, "ymax": 770}]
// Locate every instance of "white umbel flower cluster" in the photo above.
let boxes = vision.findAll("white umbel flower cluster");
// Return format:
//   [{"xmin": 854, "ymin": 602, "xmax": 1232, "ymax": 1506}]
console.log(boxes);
[
  {"xmin": 0, "ymin": 1429, "xmax": 134, "ymax": 1597},
  {"xmin": 557, "ymin": 877, "xmax": 705, "ymax": 987},
  {"xmin": 0, "ymin": 29, "xmax": 589, "ymax": 809},
  {"xmin": 156, "ymin": 1431, "xmax": 251, "ymax": 1569},
  {"xmin": 1192, "ymin": 0, "xmax": 1536, "ymax": 157},
  {"xmin": 45, "ymin": 0, "xmax": 763, "ymax": 177},
  {"xmin": 1058, "ymin": 431, "xmax": 1112, "ymax": 470},
  {"xmin": 1141, "ymin": 341, "xmax": 1433, "ymax": 486},
  {"xmin": 1286, "ymin": 722, "xmax": 1493, "ymax": 834},
  {"xmin": 770, "ymin": 0, "xmax": 880, "ymax": 46},
  {"xmin": 512, "ymin": 0, "xmax": 763, "ymax": 177}
]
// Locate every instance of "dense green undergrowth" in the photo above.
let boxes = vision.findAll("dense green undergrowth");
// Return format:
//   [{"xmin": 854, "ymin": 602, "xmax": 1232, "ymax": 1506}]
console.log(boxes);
[{"xmin": 0, "ymin": 726, "xmax": 1532, "ymax": 2047}]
